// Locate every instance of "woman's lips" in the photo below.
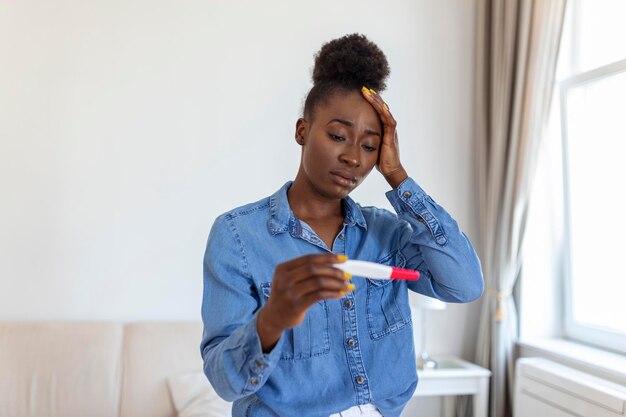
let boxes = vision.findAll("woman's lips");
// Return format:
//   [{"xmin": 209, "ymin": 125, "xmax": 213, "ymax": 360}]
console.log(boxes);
[{"xmin": 330, "ymin": 171, "xmax": 357, "ymax": 187}]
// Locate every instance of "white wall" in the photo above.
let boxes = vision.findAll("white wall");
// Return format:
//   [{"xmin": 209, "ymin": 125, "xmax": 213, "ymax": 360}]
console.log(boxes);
[{"xmin": 0, "ymin": 0, "xmax": 478, "ymax": 359}]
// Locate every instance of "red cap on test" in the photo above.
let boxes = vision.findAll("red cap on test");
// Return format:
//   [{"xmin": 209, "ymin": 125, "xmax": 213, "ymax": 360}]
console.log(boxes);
[{"xmin": 390, "ymin": 267, "xmax": 420, "ymax": 281}]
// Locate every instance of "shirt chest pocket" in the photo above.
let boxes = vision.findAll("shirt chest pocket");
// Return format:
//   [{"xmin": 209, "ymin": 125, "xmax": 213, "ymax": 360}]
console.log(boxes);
[
  {"xmin": 260, "ymin": 282, "xmax": 330, "ymax": 360},
  {"xmin": 366, "ymin": 251, "xmax": 412, "ymax": 340}
]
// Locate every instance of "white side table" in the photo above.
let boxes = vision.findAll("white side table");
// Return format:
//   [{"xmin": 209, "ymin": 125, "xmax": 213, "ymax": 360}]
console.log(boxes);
[{"xmin": 412, "ymin": 357, "xmax": 491, "ymax": 417}]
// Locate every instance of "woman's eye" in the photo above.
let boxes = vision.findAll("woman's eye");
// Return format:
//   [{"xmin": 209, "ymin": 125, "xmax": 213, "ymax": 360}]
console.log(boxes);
[
  {"xmin": 362, "ymin": 145, "xmax": 377, "ymax": 152},
  {"xmin": 329, "ymin": 133, "xmax": 345, "ymax": 142}
]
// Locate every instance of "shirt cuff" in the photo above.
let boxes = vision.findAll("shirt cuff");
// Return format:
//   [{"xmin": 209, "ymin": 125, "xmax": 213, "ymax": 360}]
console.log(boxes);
[
  {"xmin": 385, "ymin": 177, "xmax": 448, "ymax": 246},
  {"xmin": 241, "ymin": 310, "xmax": 285, "ymax": 393}
]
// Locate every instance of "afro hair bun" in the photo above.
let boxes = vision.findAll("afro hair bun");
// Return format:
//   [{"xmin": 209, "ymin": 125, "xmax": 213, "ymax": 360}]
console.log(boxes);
[{"xmin": 312, "ymin": 33, "xmax": 390, "ymax": 92}]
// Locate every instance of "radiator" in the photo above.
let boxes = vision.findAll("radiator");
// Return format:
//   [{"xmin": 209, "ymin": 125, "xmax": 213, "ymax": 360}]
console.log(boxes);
[{"xmin": 514, "ymin": 357, "xmax": 626, "ymax": 417}]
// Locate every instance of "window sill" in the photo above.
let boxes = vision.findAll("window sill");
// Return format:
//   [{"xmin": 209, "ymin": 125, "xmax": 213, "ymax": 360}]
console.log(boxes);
[{"xmin": 517, "ymin": 337, "xmax": 626, "ymax": 386}]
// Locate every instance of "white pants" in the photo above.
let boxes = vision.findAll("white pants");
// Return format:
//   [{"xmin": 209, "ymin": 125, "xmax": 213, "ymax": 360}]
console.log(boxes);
[{"xmin": 330, "ymin": 404, "xmax": 384, "ymax": 417}]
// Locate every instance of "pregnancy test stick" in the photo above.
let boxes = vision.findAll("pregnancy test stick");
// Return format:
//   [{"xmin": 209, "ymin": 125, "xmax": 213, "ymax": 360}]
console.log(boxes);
[{"xmin": 335, "ymin": 260, "xmax": 420, "ymax": 281}]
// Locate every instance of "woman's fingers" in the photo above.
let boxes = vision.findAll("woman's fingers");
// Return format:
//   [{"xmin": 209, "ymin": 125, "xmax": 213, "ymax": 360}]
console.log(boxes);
[
  {"xmin": 279, "ymin": 253, "xmax": 346, "ymax": 272},
  {"xmin": 291, "ymin": 274, "xmax": 354, "ymax": 298},
  {"xmin": 266, "ymin": 254, "xmax": 355, "ymax": 330},
  {"xmin": 272, "ymin": 255, "xmax": 354, "ymax": 304},
  {"xmin": 360, "ymin": 86, "xmax": 398, "ymax": 152},
  {"xmin": 300, "ymin": 290, "xmax": 346, "ymax": 308},
  {"xmin": 360, "ymin": 86, "xmax": 397, "ymax": 128},
  {"xmin": 296, "ymin": 276, "xmax": 355, "ymax": 310},
  {"xmin": 280, "ymin": 263, "xmax": 349, "ymax": 287},
  {"xmin": 360, "ymin": 86, "xmax": 406, "ymax": 186}
]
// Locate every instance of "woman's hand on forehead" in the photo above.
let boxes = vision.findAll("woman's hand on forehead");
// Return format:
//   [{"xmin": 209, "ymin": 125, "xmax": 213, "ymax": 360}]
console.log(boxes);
[{"xmin": 360, "ymin": 87, "xmax": 408, "ymax": 189}]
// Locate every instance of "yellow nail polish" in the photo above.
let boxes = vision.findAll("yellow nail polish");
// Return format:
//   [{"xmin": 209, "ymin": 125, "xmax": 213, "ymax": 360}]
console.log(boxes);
[
  {"xmin": 344, "ymin": 272, "xmax": 352, "ymax": 280},
  {"xmin": 337, "ymin": 255, "xmax": 348, "ymax": 262},
  {"xmin": 347, "ymin": 283, "xmax": 356, "ymax": 292},
  {"xmin": 369, "ymin": 88, "xmax": 377, "ymax": 95},
  {"xmin": 362, "ymin": 86, "xmax": 371, "ymax": 95},
  {"xmin": 383, "ymin": 103, "xmax": 389, "ymax": 111},
  {"xmin": 339, "ymin": 290, "xmax": 347, "ymax": 296}
]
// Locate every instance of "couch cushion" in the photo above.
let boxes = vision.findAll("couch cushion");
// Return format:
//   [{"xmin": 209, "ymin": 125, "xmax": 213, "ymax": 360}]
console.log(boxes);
[
  {"xmin": 119, "ymin": 322, "xmax": 204, "ymax": 417},
  {"xmin": 167, "ymin": 371, "xmax": 231, "ymax": 417},
  {"xmin": 0, "ymin": 321, "xmax": 123, "ymax": 417}
]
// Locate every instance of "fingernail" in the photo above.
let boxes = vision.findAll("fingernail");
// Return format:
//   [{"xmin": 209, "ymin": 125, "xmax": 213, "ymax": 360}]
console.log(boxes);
[
  {"xmin": 362, "ymin": 86, "xmax": 371, "ymax": 95},
  {"xmin": 347, "ymin": 283, "xmax": 356, "ymax": 292},
  {"xmin": 337, "ymin": 255, "xmax": 348, "ymax": 262},
  {"xmin": 383, "ymin": 103, "xmax": 389, "ymax": 111},
  {"xmin": 369, "ymin": 88, "xmax": 377, "ymax": 95},
  {"xmin": 339, "ymin": 290, "xmax": 347, "ymax": 296},
  {"xmin": 344, "ymin": 272, "xmax": 352, "ymax": 280}
]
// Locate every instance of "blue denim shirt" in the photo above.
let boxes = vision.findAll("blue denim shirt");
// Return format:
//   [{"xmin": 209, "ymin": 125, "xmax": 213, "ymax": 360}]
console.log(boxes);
[{"xmin": 200, "ymin": 177, "xmax": 483, "ymax": 417}]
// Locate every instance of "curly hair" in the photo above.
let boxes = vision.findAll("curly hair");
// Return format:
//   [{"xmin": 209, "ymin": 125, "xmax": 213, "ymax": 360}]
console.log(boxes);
[{"xmin": 303, "ymin": 33, "xmax": 390, "ymax": 120}]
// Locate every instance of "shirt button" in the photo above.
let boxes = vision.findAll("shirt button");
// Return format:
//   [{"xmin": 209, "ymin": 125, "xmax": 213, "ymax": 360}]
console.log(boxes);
[
  {"xmin": 436, "ymin": 236, "xmax": 447, "ymax": 245},
  {"xmin": 403, "ymin": 191, "xmax": 412, "ymax": 199},
  {"xmin": 251, "ymin": 377, "xmax": 259, "ymax": 385},
  {"xmin": 255, "ymin": 359, "xmax": 265, "ymax": 369},
  {"xmin": 344, "ymin": 299, "xmax": 353, "ymax": 309},
  {"xmin": 339, "ymin": 233, "xmax": 345, "ymax": 240},
  {"xmin": 356, "ymin": 375, "xmax": 364, "ymax": 384},
  {"xmin": 347, "ymin": 338, "xmax": 356, "ymax": 347}
]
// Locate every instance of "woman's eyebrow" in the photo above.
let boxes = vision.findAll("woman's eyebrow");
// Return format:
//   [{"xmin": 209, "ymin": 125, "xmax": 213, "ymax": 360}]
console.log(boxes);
[
  {"xmin": 327, "ymin": 118, "xmax": 381, "ymax": 138},
  {"xmin": 327, "ymin": 118, "xmax": 353, "ymax": 127}
]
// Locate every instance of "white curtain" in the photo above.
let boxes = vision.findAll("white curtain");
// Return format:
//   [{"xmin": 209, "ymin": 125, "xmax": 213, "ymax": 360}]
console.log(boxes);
[{"xmin": 470, "ymin": 1, "xmax": 567, "ymax": 416}]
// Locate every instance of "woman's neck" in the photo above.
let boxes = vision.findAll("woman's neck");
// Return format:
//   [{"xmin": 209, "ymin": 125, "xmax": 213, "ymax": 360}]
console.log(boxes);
[
  {"xmin": 288, "ymin": 171, "xmax": 347, "ymax": 249},
  {"xmin": 287, "ymin": 175, "xmax": 343, "ymax": 223}
]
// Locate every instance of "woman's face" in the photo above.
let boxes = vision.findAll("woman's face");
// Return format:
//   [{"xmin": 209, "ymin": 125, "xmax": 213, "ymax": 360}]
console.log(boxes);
[{"xmin": 296, "ymin": 90, "xmax": 383, "ymax": 199}]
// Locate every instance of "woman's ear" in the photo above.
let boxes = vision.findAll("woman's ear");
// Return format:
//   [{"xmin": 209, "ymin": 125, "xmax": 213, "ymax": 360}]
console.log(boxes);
[{"xmin": 295, "ymin": 118, "xmax": 308, "ymax": 145}]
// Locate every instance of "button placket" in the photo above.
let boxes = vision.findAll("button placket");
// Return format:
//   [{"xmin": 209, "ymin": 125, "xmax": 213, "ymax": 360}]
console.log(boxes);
[
  {"xmin": 341, "ymin": 292, "xmax": 370, "ymax": 403},
  {"xmin": 332, "ymin": 224, "xmax": 347, "ymax": 253}
]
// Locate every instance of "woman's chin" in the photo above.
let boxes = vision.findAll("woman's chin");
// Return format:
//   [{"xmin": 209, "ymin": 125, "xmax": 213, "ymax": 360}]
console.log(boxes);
[{"xmin": 326, "ymin": 181, "xmax": 359, "ymax": 199}]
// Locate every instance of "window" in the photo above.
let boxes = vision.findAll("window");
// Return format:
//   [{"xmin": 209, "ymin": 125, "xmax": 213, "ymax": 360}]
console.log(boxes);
[
  {"xmin": 561, "ymin": 60, "xmax": 626, "ymax": 353},
  {"xmin": 521, "ymin": 0, "xmax": 626, "ymax": 354}
]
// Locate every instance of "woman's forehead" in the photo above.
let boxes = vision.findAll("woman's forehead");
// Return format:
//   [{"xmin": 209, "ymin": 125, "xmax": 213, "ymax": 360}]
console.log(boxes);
[{"xmin": 314, "ymin": 91, "xmax": 382, "ymax": 132}]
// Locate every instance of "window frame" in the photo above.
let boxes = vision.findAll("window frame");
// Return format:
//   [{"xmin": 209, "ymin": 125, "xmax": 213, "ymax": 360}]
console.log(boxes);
[{"xmin": 560, "ymin": 57, "xmax": 626, "ymax": 354}]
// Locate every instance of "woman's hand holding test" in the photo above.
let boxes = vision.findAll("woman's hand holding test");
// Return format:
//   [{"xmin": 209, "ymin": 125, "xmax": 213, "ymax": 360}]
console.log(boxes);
[{"xmin": 257, "ymin": 254, "xmax": 352, "ymax": 352}]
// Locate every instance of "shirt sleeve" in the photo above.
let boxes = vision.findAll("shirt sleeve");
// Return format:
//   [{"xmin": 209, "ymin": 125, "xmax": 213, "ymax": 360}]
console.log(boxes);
[
  {"xmin": 200, "ymin": 215, "xmax": 285, "ymax": 401},
  {"xmin": 385, "ymin": 177, "xmax": 484, "ymax": 303}
]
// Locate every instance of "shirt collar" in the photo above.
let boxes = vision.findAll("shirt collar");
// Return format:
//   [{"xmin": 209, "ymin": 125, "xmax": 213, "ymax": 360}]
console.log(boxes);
[{"xmin": 267, "ymin": 181, "xmax": 367, "ymax": 236}]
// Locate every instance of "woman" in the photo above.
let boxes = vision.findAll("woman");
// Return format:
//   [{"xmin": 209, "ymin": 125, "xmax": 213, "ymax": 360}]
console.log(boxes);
[{"xmin": 200, "ymin": 34, "xmax": 483, "ymax": 417}]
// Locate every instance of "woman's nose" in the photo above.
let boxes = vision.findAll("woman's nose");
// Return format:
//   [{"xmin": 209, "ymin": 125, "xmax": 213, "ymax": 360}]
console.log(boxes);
[
  {"xmin": 339, "ymin": 144, "xmax": 361, "ymax": 168},
  {"xmin": 340, "ymin": 152, "xmax": 360, "ymax": 168}
]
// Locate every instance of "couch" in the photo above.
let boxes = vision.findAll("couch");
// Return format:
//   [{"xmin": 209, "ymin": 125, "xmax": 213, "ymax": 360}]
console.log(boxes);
[{"xmin": 0, "ymin": 321, "xmax": 230, "ymax": 417}]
